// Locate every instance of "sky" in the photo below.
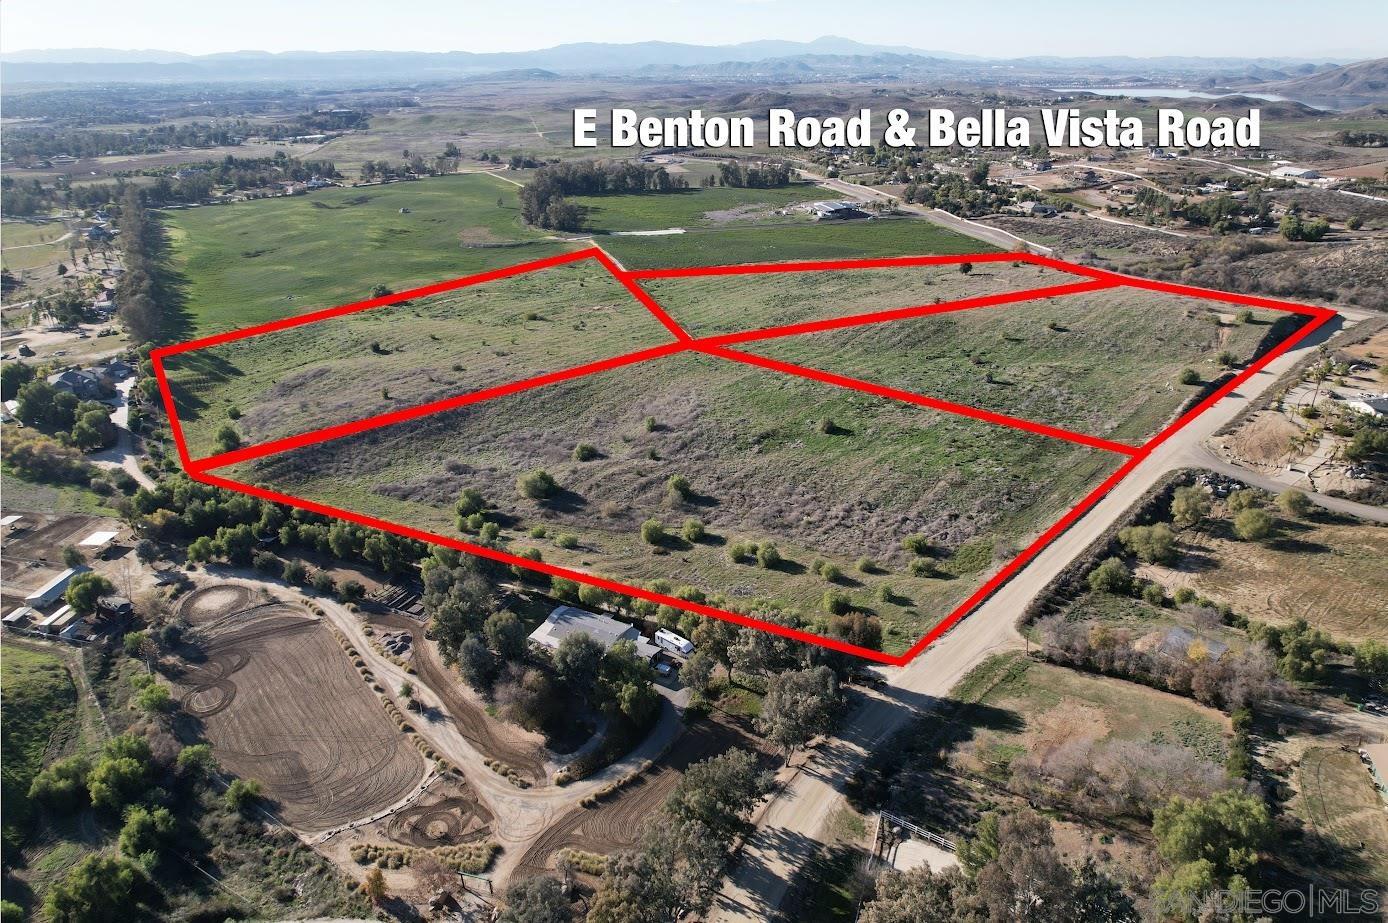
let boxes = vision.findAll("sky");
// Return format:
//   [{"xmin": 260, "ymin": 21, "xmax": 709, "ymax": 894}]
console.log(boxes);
[{"xmin": 2, "ymin": 0, "xmax": 1385, "ymax": 60}]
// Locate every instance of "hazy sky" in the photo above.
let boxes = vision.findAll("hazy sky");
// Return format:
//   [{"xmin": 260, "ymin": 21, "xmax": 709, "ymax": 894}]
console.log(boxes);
[{"xmin": 2, "ymin": 0, "xmax": 1384, "ymax": 59}]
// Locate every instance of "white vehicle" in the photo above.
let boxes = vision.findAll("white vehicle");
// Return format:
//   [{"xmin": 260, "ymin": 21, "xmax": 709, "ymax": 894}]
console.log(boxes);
[{"xmin": 654, "ymin": 628, "xmax": 694, "ymax": 656}]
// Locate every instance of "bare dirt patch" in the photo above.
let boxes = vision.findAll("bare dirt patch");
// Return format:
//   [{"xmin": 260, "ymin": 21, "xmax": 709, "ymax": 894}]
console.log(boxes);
[
  {"xmin": 172, "ymin": 584, "xmax": 425, "ymax": 832},
  {"xmin": 512, "ymin": 710, "xmax": 773, "ymax": 879}
]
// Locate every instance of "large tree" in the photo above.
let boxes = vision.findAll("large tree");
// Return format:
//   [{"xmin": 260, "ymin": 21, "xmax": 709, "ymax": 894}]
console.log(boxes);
[{"xmin": 758, "ymin": 665, "xmax": 841, "ymax": 757}]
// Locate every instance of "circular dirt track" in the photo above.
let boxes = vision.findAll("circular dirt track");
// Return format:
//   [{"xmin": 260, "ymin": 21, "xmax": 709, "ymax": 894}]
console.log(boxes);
[
  {"xmin": 179, "ymin": 585, "xmax": 256, "ymax": 624},
  {"xmin": 386, "ymin": 783, "xmax": 495, "ymax": 848}
]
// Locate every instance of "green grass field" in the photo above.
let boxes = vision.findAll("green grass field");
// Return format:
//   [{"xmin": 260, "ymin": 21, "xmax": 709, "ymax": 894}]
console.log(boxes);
[
  {"xmin": 600, "ymin": 216, "xmax": 993, "ymax": 269},
  {"xmin": 231, "ymin": 351, "xmax": 1119, "ymax": 653},
  {"xmin": 162, "ymin": 173, "xmax": 573, "ymax": 338},
  {"xmin": 1, "ymin": 643, "xmax": 79, "ymax": 856},
  {"xmin": 571, "ymin": 183, "xmax": 826, "ymax": 233},
  {"xmin": 743, "ymin": 288, "xmax": 1287, "ymax": 442},
  {"xmin": 166, "ymin": 259, "xmax": 675, "ymax": 458}
]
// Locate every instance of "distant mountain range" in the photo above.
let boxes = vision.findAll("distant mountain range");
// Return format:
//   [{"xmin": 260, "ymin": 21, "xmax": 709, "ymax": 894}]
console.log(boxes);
[
  {"xmin": 1256, "ymin": 57, "xmax": 1388, "ymax": 108},
  {"xmin": 0, "ymin": 38, "xmax": 1360, "ymax": 87}
]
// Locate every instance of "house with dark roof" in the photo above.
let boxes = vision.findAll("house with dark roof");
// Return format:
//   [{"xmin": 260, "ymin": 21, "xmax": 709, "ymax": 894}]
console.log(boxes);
[{"xmin": 46, "ymin": 369, "xmax": 109, "ymax": 401}]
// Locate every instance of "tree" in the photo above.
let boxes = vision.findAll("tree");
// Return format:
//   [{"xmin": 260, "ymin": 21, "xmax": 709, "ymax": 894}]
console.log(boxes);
[
  {"xmin": 175, "ymin": 743, "xmax": 217, "ymax": 778},
  {"xmin": 1153, "ymin": 791, "xmax": 1271, "ymax": 878},
  {"xmin": 0, "ymin": 361, "xmax": 35, "ymax": 401},
  {"xmin": 665, "ymin": 749, "xmax": 770, "ymax": 838},
  {"xmin": 758, "ymin": 666, "xmax": 840, "ymax": 757},
  {"xmin": 422, "ymin": 551, "xmax": 499, "ymax": 661},
  {"xmin": 860, "ymin": 865, "xmax": 974, "ymax": 923},
  {"xmin": 1233, "ymin": 507, "xmax": 1275, "ymax": 542},
  {"xmin": 62, "ymin": 544, "xmax": 86, "ymax": 568},
  {"xmin": 361, "ymin": 866, "xmax": 387, "ymax": 904},
  {"xmin": 1117, "ymin": 523, "xmax": 1177, "ymax": 564},
  {"xmin": 134, "ymin": 681, "xmax": 174, "ymax": 714},
  {"xmin": 118, "ymin": 805, "xmax": 176, "ymax": 865},
  {"xmin": 679, "ymin": 649, "xmax": 716, "ymax": 695},
  {"xmin": 134, "ymin": 539, "xmax": 158, "ymax": 564},
  {"xmin": 498, "ymin": 875, "xmax": 571, "ymax": 923},
  {"xmin": 1355, "ymin": 639, "xmax": 1388, "ymax": 688},
  {"xmin": 602, "ymin": 640, "xmax": 660, "ymax": 726},
  {"xmin": 1276, "ymin": 488, "xmax": 1312, "ymax": 518},
  {"xmin": 1087, "ymin": 557, "xmax": 1132, "ymax": 595},
  {"xmin": 681, "ymin": 518, "xmax": 705, "ymax": 542},
  {"xmin": 29, "ymin": 756, "xmax": 91, "ymax": 808},
  {"xmin": 224, "ymin": 778, "xmax": 263, "ymax": 814},
  {"xmin": 1171, "ymin": 485, "xmax": 1209, "ymax": 529},
  {"xmin": 44, "ymin": 855, "xmax": 147, "ymax": 923},
  {"xmin": 554, "ymin": 631, "xmax": 603, "ymax": 696},
  {"xmin": 457, "ymin": 634, "xmax": 500, "ymax": 692},
  {"xmin": 588, "ymin": 850, "xmax": 676, "ymax": 923},
  {"xmin": 485, "ymin": 609, "xmax": 528, "ymax": 660}
]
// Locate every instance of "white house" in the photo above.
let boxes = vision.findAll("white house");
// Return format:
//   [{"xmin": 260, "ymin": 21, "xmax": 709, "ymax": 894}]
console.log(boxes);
[{"xmin": 529, "ymin": 605, "xmax": 660, "ymax": 660}]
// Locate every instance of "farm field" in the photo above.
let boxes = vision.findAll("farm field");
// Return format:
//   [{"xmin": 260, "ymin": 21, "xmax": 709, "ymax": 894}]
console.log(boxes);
[
  {"xmin": 1166, "ymin": 513, "xmax": 1388, "ymax": 641},
  {"xmin": 634, "ymin": 260, "xmax": 1080, "ymax": 339},
  {"xmin": 222, "ymin": 350, "xmax": 1120, "ymax": 653},
  {"xmin": 170, "ymin": 584, "xmax": 425, "ymax": 831},
  {"xmin": 737, "ymin": 286, "xmax": 1295, "ymax": 442},
  {"xmin": 600, "ymin": 216, "xmax": 991, "ymax": 269},
  {"xmin": 162, "ymin": 173, "xmax": 573, "ymax": 338},
  {"xmin": 570, "ymin": 182, "xmax": 826, "ymax": 233},
  {"xmin": 164, "ymin": 256, "xmax": 675, "ymax": 459}
]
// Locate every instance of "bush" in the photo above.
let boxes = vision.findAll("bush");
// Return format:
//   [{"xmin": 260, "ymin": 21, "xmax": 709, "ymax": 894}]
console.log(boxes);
[
  {"xmin": 1118, "ymin": 523, "xmax": 1177, "ymax": 564},
  {"xmin": 1087, "ymin": 557, "xmax": 1133, "ymax": 595},
  {"xmin": 1179, "ymin": 368, "xmax": 1201, "ymax": 386},
  {"xmin": 856, "ymin": 557, "xmax": 878, "ymax": 574},
  {"xmin": 908, "ymin": 557, "xmax": 937, "ymax": 578},
  {"xmin": 728, "ymin": 541, "xmax": 755, "ymax": 563},
  {"xmin": 756, "ymin": 542, "xmax": 782, "ymax": 569},
  {"xmin": 252, "ymin": 549, "xmax": 279, "ymax": 573},
  {"xmin": 902, "ymin": 534, "xmax": 934, "ymax": 556},
  {"xmin": 1233, "ymin": 508, "xmax": 1275, "ymax": 542},
  {"xmin": 555, "ymin": 532, "xmax": 579, "ymax": 549},
  {"xmin": 681, "ymin": 518, "xmax": 705, "ymax": 542},
  {"xmin": 823, "ymin": 590, "xmax": 851, "ymax": 615},
  {"xmin": 666, "ymin": 474, "xmax": 692, "ymax": 503},
  {"xmin": 1142, "ymin": 582, "xmax": 1167, "ymax": 607},
  {"xmin": 1276, "ymin": 489, "xmax": 1312, "ymax": 518},
  {"xmin": 640, "ymin": 518, "xmax": 666, "ymax": 545},
  {"xmin": 573, "ymin": 442, "xmax": 600, "ymax": 462},
  {"xmin": 817, "ymin": 561, "xmax": 842, "ymax": 582},
  {"xmin": 516, "ymin": 469, "xmax": 557, "ymax": 500}
]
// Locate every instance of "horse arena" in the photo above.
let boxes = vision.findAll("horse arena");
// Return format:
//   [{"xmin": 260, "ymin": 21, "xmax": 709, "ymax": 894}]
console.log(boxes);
[{"xmin": 173, "ymin": 584, "xmax": 426, "ymax": 832}]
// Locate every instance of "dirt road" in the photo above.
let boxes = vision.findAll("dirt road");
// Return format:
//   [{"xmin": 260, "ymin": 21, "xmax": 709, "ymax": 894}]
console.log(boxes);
[{"xmin": 710, "ymin": 304, "xmax": 1357, "ymax": 921}]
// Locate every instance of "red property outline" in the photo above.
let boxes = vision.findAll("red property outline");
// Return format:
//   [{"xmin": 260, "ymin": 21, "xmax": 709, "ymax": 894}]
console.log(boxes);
[{"xmin": 151, "ymin": 248, "xmax": 1337, "ymax": 665}]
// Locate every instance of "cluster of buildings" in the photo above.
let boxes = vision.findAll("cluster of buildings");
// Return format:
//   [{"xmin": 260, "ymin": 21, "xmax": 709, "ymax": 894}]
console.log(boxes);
[
  {"xmin": 1, "ymin": 526, "xmax": 130, "ymax": 643},
  {"xmin": 805, "ymin": 200, "xmax": 872, "ymax": 221},
  {"xmin": 45, "ymin": 357, "xmax": 136, "ymax": 402}
]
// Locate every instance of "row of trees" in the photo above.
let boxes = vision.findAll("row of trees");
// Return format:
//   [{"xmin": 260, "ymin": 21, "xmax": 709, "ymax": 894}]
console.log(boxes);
[
  {"xmin": 519, "ymin": 161, "xmax": 690, "ymax": 230},
  {"xmin": 714, "ymin": 160, "xmax": 792, "ymax": 189}
]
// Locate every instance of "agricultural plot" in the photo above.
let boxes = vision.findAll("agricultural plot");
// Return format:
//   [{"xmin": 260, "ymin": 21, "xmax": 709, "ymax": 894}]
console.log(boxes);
[
  {"xmin": 162, "ymin": 173, "xmax": 572, "ymax": 337},
  {"xmin": 600, "ymin": 217, "xmax": 989, "ymax": 270},
  {"xmin": 163, "ymin": 254, "xmax": 675, "ymax": 459},
  {"xmin": 171, "ymin": 585, "xmax": 425, "ymax": 832},
  {"xmin": 569, "ymin": 182, "xmax": 826, "ymax": 233},
  {"xmin": 1167, "ymin": 514, "xmax": 1388, "ymax": 642},
  {"xmin": 153, "ymin": 249, "xmax": 1332, "ymax": 662}
]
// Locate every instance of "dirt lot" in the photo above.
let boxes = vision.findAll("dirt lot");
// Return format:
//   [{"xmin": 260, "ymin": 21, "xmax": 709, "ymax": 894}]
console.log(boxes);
[
  {"xmin": 171, "ymin": 583, "xmax": 425, "ymax": 832},
  {"xmin": 1285, "ymin": 746, "xmax": 1388, "ymax": 889},
  {"xmin": 512, "ymin": 709, "xmax": 774, "ymax": 880},
  {"xmin": 1168, "ymin": 517, "xmax": 1388, "ymax": 642}
]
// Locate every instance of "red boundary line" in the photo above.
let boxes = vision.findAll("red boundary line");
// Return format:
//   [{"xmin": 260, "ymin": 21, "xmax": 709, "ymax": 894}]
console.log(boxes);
[
  {"xmin": 699, "ymin": 344, "xmax": 1139, "ymax": 456},
  {"xmin": 153, "ymin": 249, "xmax": 1337, "ymax": 665}
]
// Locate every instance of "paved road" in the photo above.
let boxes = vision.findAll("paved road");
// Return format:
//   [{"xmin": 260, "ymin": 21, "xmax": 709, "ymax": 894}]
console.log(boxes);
[
  {"xmin": 799, "ymin": 171, "xmax": 1052, "ymax": 255},
  {"xmin": 710, "ymin": 303, "xmax": 1359, "ymax": 921},
  {"xmin": 1185, "ymin": 445, "xmax": 1388, "ymax": 524}
]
